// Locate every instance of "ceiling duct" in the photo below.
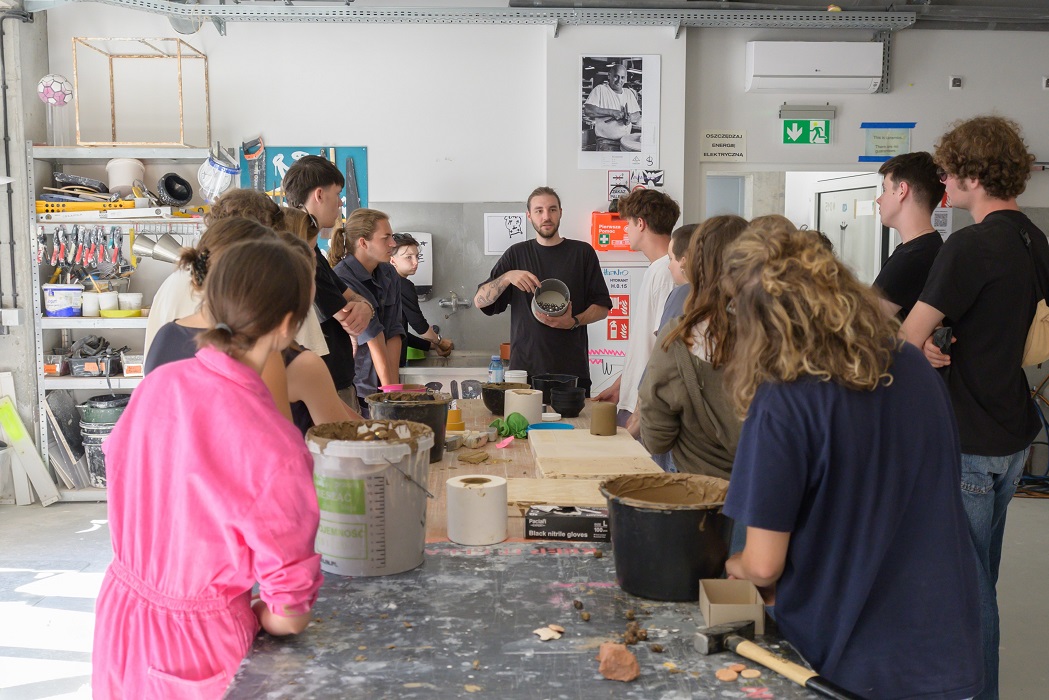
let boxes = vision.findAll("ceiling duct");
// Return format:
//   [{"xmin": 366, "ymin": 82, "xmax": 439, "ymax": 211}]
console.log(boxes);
[{"xmin": 168, "ymin": 0, "xmax": 203, "ymax": 35}]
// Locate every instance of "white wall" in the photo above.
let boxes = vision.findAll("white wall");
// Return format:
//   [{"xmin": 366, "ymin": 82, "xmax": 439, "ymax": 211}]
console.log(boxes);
[
  {"xmin": 686, "ymin": 27, "xmax": 1049, "ymax": 222},
  {"xmin": 44, "ymin": 7, "xmax": 547, "ymax": 203}
]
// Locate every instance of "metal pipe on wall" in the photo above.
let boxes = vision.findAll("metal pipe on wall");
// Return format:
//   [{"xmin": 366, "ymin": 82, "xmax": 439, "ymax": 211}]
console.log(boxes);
[{"xmin": 0, "ymin": 11, "xmax": 35, "ymax": 309}]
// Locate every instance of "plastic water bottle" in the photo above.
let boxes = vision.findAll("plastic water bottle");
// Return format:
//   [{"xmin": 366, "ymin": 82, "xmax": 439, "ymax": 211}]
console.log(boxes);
[{"xmin": 488, "ymin": 355, "xmax": 504, "ymax": 384}]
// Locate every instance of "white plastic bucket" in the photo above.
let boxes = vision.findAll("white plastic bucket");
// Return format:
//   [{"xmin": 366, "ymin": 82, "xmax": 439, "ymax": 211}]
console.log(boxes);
[
  {"xmin": 82, "ymin": 291, "xmax": 100, "ymax": 317},
  {"xmin": 105, "ymin": 158, "xmax": 144, "ymax": 197},
  {"xmin": 98, "ymin": 291, "xmax": 118, "ymax": 311},
  {"xmin": 118, "ymin": 292, "xmax": 143, "ymax": 310},
  {"xmin": 307, "ymin": 421, "xmax": 434, "ymax": 577},
  {"xmin": 42, "ymin": 284, "xmax": 83, "ymax": 317}
]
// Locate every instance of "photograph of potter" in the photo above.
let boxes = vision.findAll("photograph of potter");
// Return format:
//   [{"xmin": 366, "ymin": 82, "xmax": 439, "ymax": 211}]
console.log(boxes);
[{"xmin": 4, "ymin": 4, "xmax": 1049, "ymax": 700}]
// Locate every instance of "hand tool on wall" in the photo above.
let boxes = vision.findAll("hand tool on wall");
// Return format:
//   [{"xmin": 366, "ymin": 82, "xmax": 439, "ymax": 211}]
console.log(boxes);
[
  {"xmin": 694, "ymin": 621, "xmax": 865, "ymax": 700},
  {"xmin": 243, "ymin": 137, "xmax": 266, "ymax": 193},
  {"xmin": 345, "ymin": 157, "xmax": 362, "ymax": 213},
  {"xmin": 85, "ymin": 226, "xmax": 97, "ymax": 264},
  {"xmin": 72, "ymin": 225, "xmax": 85, "ymax": 265},
  {"xmin": 36, "ymin": 226, "xmax": 46, "ymax": 264}
]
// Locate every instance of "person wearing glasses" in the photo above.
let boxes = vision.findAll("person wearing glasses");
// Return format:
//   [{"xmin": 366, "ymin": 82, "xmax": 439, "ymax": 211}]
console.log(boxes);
[
  {"xmin": 873, "ymin": 152, "xmax": 946, "ymax": 321},
  {"xmin": 901, "ymin": 116, "xmax": 1049, "ymax": 700},
  {"xmin": 584, "ymin": 63, "xmax": 641, "ymax": 152},
  {"xmin": 389, "ymin": 233, "xmax": 455, "ymax": 365},
  {"xmin": 282, "ymin": 155, "xmax": 375, "ymax": 413}
]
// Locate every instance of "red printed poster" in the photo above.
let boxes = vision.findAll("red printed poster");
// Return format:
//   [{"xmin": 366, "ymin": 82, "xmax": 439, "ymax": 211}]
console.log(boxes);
[
  {"xmin": 609, "ymin": 295, "xmax": 629, "ymax": 317},
  {"xmin": 608, "ymin": 318, "xmax": 629, "ymax": 341}
]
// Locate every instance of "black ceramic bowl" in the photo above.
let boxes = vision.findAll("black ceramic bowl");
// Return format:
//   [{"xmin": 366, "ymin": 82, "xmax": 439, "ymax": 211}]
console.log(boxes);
[
  {"xmin": 530, "ymin": 373, "xmax": 578, "ymax": 405},
  {"xmin": 550, "ymin": 387, "xmax": 587, "ymax": 418},
  {"xmin": 481, "ymin": 382, "xmax": 531, "ymax": 415}
]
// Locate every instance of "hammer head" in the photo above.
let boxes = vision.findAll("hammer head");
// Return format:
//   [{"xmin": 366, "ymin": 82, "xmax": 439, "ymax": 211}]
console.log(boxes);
[{"xmin": 693, "ymin": 620, "xmax": 755, "ymax": 655}]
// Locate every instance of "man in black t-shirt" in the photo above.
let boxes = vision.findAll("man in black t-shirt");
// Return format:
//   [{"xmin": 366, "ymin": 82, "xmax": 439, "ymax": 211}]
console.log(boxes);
[
  {"xmin": 901, "ymin": 116, "xmax": 1046, "ymax": 700},
  {"xmin": 474, "ymin": 187, "xmax": 612, "ymax": 393},
  {"xmin": 873, "ymin": 152, "xmax": 945, "ymax": 321}
]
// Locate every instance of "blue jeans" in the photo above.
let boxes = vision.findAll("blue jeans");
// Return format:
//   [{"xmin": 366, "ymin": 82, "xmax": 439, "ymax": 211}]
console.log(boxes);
[{"xmin": 960, "ymin": 449, "xmax": 1029, "ymax": 700}]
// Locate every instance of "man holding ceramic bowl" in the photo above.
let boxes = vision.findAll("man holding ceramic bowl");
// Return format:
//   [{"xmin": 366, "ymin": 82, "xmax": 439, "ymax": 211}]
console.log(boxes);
[{"xmin": 474, "ymin": 186, "xmax": 612, "ymax": 395}]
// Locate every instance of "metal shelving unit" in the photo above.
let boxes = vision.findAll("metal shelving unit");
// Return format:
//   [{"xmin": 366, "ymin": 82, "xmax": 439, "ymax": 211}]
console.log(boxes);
[{"xmin": 28, "ymin": 143, "xmax": 206, "ymax": 501}]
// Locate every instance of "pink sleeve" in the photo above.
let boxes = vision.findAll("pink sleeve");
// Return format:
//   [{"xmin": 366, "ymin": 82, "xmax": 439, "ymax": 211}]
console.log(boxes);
[{"xmin": 245, "ymin": 455, "xmax": 323, "ymax": 617}]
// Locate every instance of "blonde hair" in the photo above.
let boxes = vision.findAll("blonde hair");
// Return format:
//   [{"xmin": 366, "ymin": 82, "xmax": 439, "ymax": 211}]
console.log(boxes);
[
  {"xmin": 279, "ymin": 206, "xmax": 319, "ymax": 243},
  {"xmin": 327, "ymin": 208, "xmax": 389, "ymax": 267},
  {"xmin": 720, "ymin": 222, "xmax": 897, "ymax": 416}
]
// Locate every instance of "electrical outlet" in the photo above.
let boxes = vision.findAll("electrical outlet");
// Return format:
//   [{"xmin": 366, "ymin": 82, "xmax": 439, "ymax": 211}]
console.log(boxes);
[{"xmin": 949, "ymin": 76, "xmax": 963, "ymax": 91}]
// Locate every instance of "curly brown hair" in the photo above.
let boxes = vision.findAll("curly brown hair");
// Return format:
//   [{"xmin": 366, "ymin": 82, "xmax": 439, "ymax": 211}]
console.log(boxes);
[
  {"xmin": 662, "ymin": 215, "xmax": 748, "ymax": 367},
  {"xmin": 179, "ymin": 218, "xmax": 279, "ymax": 290},
  {"xmin": 934, "ymin": 116, "xmax": 1034, "ymax": 200},
  {"xmin": 720, "ymin": 222, "xmax": 898, "ymax": 417},
  {"xmin": 204, "ymin": 189, "xmax": 283, "ymax": 229},
  {"xmin": 616, "ymin": 189, "xmax": 680, "ymax": 236}
]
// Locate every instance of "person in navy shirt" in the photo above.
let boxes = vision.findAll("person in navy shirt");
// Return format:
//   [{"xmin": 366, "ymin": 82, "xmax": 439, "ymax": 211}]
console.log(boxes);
[{"xmin": 720, "ymin": 222, "xmax": 982, "ymax": 700}]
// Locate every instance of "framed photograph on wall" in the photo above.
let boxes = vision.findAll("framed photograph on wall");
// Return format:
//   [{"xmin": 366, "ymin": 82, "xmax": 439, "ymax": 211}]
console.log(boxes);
[{"xmin": 579, "ymin": 55, "xmax": 660, "ymax": 170}]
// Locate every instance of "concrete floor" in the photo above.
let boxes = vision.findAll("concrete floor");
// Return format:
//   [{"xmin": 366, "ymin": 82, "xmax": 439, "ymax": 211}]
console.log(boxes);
[{"xmin": 1, "ymin": 498, "xmax": 1048, "ymax": 699}]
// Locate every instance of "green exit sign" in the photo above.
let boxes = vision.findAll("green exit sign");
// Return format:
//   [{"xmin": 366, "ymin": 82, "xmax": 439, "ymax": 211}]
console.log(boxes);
[{"xmin": 783, "ymin": 120, "xmax": 831, "ymax": 145}]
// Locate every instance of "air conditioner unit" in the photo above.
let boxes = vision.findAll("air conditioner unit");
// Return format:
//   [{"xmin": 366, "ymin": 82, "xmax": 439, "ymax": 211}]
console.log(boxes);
[{"xmin": 746, "ymin": 41, "xmax": 884, "ymax": 94}]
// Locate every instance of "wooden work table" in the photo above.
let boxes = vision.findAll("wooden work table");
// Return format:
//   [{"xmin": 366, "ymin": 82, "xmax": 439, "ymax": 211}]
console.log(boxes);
[{"xmin": 225, "ymin": 400, "xmax": 820, "ymax": 699}]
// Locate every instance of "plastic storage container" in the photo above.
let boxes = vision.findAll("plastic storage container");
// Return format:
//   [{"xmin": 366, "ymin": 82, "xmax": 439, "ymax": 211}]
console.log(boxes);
[{"xmin": 42, "ymin": 284, "xmax": 83, "ymax": 317}]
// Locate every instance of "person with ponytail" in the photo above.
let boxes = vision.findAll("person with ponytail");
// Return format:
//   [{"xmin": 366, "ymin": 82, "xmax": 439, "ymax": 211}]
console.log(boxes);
[
  {"xmin": 328, "ymin": 209, "xmax": 404, "ymax": 413},
  {"xmin": 93, "ymin": 238, "xmax": 323, "ymax": 700}
]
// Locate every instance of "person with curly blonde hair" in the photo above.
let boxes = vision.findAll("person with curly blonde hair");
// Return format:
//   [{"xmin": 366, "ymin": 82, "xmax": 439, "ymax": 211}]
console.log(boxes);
[
  {"xmin": 900, "ymin": 115, "xmax": 1048, "ymax": 700},
  {"xmin": 721, "ymin": 222, "xmax": 982, "ymax": 699}
]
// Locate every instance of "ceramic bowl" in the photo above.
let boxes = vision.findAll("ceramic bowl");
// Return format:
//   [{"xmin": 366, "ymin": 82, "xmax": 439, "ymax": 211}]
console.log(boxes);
[
  {"xmin": 481, "ymin": 382, "xmax": 531, "ymax": 415},
  {"xmin": 530, "ymin": 373, "xmax": 578, "ymax": 405},
  {"xmin": 550, "ymin": 386, "xmax": 587, "ymax": 418}
]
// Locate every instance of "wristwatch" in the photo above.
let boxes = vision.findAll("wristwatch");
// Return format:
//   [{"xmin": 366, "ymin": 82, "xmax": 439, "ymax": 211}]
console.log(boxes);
[{"xmin": 570, "ymin": 316, "xmax": 580, "ymax": 331}]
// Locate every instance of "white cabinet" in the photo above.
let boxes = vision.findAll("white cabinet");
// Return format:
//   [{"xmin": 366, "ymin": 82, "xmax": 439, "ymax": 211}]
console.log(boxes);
[{"xmin": 28, "ymin": 144, "xmax": 208, "ymax": 501}]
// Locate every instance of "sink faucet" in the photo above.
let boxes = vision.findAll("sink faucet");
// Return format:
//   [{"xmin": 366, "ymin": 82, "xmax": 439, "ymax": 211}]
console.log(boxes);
[{"xmin": 437, "ymin": 291, "xmax": 471, "ymax": 318}]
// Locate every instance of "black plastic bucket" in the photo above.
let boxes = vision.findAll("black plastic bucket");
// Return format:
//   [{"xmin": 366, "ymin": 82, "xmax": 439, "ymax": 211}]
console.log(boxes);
[
  {"xmin": 365, "ymin": 392, "xmax": 450, "ymax": 463},
  {"xmin": 600, "ymin": 473, "xmax": 730, "ymax": 601}
]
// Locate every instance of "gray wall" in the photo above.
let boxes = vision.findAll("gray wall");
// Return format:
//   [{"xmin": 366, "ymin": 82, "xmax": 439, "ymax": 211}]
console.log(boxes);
[{"xmin": 373, "ymin": 202, "xmax": 515, "ymax": 354}]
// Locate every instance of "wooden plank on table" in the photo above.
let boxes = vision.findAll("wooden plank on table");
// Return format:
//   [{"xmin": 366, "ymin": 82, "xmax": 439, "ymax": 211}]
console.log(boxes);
[
  {"xmin": 528, "ymin": 427, "xmax": 661, "ymax": 479},
  {"xmin": 506, "ymin": 477, "xmax": 606, "ymax": 516},
  {"xmin": 0, "ymin": 372, "xmax": 31, "ymax": 505},
  {"xmin": 0, "ymin": 396, "xmax": 60, "ymax": 506}
]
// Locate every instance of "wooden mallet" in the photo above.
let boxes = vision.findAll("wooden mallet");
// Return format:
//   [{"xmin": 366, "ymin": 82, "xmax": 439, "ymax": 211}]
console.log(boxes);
[{"xmin": 693, "ymin": 620, "xmax": 865, "ymax": 700}]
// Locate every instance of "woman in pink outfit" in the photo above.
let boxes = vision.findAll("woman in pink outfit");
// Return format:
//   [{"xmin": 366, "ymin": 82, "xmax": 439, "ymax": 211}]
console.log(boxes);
[{"xmin": 93, "ymin": 236, "xmax": 323, "ymax": 699}]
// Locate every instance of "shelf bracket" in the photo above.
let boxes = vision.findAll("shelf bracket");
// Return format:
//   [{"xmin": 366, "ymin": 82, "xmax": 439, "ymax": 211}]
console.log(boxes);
[
  {"xmin": 548, "ymin": 19, "xmax": 560, "ymax": 39},
  {"xmin": 672, "ymin": 20, "xmax": 683, "ymax": 39}
]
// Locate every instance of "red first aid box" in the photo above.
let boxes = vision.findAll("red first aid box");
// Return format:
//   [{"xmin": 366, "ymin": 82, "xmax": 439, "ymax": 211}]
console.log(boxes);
[{"xmin": 590, "ymin": 212, "xmax": 631, "ymax": 252}]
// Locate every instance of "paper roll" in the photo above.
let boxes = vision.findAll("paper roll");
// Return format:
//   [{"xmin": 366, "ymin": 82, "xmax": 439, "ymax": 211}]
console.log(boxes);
[
  {"xmin": 504, "ymin": 388, "xmax": 543, "ymax": 426},
  {"xmin": 446, "ymin": 474, "xmax": 508, "ymax": 546}
]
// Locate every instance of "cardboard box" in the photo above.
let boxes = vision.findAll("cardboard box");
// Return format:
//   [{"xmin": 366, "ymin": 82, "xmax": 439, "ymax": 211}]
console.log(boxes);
[
  {"xmin": 699, "ymin": 579, "xmax": 766, "ymax": 635},
  {"xmin": 525, "ymin": 506, "xmax": 609, "ymax": 542}
]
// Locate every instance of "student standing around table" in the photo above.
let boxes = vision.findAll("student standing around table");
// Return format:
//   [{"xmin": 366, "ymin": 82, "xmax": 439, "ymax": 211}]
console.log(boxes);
[
  {"xmin": 655, "ymin": 223, "xmax": 698, "ymax": 331},
  {"xmin": 329, "ymin": 208, "xmax": 405, "ymax": 412},
  {"xmin": 389, "ymin": 232, "xmax": 455, "ymax": 365},
  {"xmin": 901, "ymin": 116, "xmax": 1047, "ymax": 700},
  {"xmin": 873, "ymin": 151, "xmax": 946, "ymax": 320},
  {"xmin": 722, "ymin": 222, "xmax": 982, "ymax": 700},
  {"xmin": 282, "ymin": 155, "xmax": 375, "ymax": 413},
  {"xmin": 474, "ymin": 186, "xmax": 612, "ymax": 394},
  {"xmin": 146, "ymin": 218, "xmax": 362, "ymax": 433},
  {"xmin": 640, "ymin": 215, "xmax": 748, "ymax": 480},
  {"xmin": 93, "ymin": 238, "xmax": 324, "ymax": 700},
  {"xmin": 594, "ymin": 189, "xmax": 679, "ymax": 426}
]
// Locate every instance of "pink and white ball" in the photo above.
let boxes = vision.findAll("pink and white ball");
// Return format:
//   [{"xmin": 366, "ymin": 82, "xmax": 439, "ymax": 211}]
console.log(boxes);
[{"xmin": 37, "ymin": 74, "xmax": 73, "ymax": 106}]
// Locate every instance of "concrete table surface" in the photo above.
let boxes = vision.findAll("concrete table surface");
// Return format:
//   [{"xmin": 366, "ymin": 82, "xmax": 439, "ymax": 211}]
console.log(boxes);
[{"xmin": 226, "ymin": 541, "xmax": 819, "ymax": 699}]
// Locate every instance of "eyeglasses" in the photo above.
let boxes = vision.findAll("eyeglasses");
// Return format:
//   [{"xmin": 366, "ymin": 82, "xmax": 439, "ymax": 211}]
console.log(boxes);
[{"xmin": 936, "ymin": 167, "xmax": 950, "ymax": 183}]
